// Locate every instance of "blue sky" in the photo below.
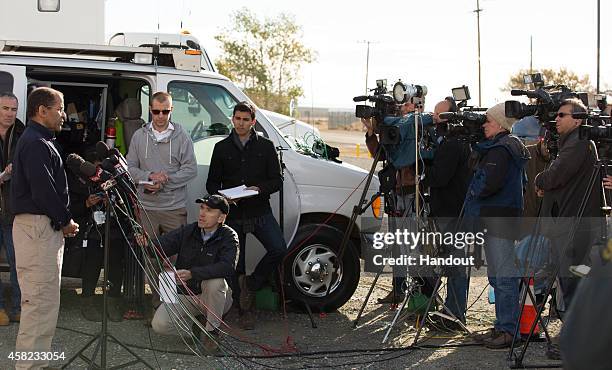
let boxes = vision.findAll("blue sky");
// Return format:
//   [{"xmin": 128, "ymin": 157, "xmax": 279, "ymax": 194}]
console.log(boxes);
[{"xmin": 106, "ymin": 0, "xmax": 611, "ymax": 111}]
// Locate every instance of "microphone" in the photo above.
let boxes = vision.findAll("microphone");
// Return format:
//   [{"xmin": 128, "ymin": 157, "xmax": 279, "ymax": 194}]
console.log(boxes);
[
  {"xmin": 511, "ymin": 89, "xmax": 527, "ymax": 96},
  {"xmin": 439, "ymin": 112, "xmax": 457, "ymax": 120},
  {"xmin": 79, "ymin": 161, "xmax": 114, "ymax": 183},
  {"xmin": 96, "ymin": 141, "xmax": 110, "ymax": 160},
  {"xmin": 108, "ymin": 148, "xmax": 129, "ymax": 171},
  {"xmin": 353, "ymin": 96, "xmax": 370, "ymax": 102}
]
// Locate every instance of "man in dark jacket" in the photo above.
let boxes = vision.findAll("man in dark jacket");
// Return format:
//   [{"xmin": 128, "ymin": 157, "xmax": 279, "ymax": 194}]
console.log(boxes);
[
  {"xmin": 535, "ymin": 98, "xmax": 602, "ymax": 310},
  {"xmin": 149, "ymin": 195, "xmax": 237, "ymax": 354},
  {"xmin": 206, "ymin": 101, "xmax": 286, "ymax": 330},
  {"xmin": 0, "ymin": 92, "xmax": 24, "ymax": 325},
  {"xmin": 66, "ymin": 147, "xmax": 125, "ymax": 322},
  {"xmin": 465, "ymin": 102, "xmax": 530, "ymax": 349},
  {"xmin": 11, "ymin": 87, "xmax": 79, "ymax": 370},
  {"xmin": 422, "ymin": 98, "xmax": 472, "ymax": 326}
]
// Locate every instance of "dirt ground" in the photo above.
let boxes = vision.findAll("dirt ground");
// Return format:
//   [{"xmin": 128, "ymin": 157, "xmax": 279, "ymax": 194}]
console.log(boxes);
[
  {"xmin": 0, "ymin": 270, "xmax": 562, "ymax": 369},
  {"xmin": 0, "ymin": 128, "xmax": 563, "ymax": 369}
]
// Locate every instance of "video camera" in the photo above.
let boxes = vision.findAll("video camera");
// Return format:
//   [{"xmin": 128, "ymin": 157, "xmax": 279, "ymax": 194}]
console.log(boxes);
[
  {"xmin": 504, "ymin": 73, "xmax": 583, "ymax": 157},
  {"xmin": 437, "ymin": 85, "xmax": 486, "ymax": 143},
  {"xmin": 577, "ymin": 111, "xmax": 612, "ymax": 142},
  {"xmin": 354, "ymin": 79, "xmax": 432, "ymax": 170}
]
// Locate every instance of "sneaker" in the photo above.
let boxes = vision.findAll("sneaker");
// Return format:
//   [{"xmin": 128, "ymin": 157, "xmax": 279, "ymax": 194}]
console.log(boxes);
[
  {"xmin": 484, "ymin": 331, "xmax": 518, "ymax": 350},
  {"xmin": 0, "ymin": 309, "xmax": 9, "ymax": 326},
  {"xmin": 470, "ymin": 328, "xmax": 498, "ymax": 343},
  {"xmin": 239, "ymin": 275, "xmax": 255, "ymax": 311},
  {"xmin": 430, "ymin": 315, "xmax": 466, "ymax": 332},
  {"xmin": 10, "ymin": 311, "xmax": 20, "ymax": 322},
  {"xmin": 377, "ymin": 291, "xmax": 401, "ymax": 304},
  {"xmin": 80, "ymin": 296, "xmax": 102, "ymax": 322},
  {"xmin": 239, "ymin": 310, "xmax": 255, "ymax": 330},
  {"xmin": 107, "ymin": 297, "xmax": 124, "ymax": 322}
]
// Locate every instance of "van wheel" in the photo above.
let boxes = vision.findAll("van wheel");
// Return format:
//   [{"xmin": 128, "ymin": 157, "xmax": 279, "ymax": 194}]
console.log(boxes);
[{"xmin": 282, "ymin": 224, "xmax": 360, "ymax": 312}]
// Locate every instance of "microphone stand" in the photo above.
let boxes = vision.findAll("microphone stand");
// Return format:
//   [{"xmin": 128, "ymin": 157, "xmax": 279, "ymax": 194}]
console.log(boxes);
[{"xmin": 62, "ymin": 189, "xmax": 154, "ymax": 369}]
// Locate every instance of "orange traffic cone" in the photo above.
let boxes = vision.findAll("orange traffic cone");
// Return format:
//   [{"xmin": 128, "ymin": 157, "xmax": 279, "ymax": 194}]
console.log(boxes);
[{"xmin": 519, "ymin": 278, "xmax": 540, "ymax": 336}]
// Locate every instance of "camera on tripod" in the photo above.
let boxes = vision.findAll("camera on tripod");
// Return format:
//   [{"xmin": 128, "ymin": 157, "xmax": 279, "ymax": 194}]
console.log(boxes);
[
  {"xmin": 437, "ymin": 85, "xmax": 486, "ymax": 143},
  {"xmin": 354, "ymin": 79, "xmax": 429, "ymax": 146}
]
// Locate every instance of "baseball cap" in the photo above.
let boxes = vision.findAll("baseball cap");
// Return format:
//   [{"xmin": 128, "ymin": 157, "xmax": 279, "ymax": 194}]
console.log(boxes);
[{"xmin": 195, "ymin": 195, "xmax": 230, "ymax": 215}]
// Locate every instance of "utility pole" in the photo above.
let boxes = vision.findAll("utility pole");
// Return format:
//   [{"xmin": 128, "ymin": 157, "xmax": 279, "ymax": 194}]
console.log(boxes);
[
  {"xmin": 474, "ymin": 0, "xmax": 483, "ymax": 106},
  {"xmin": 530, "ymin": 35, "xmax": 533, "ymax": 74},
  {"xmin": 358, "ymin": 40, "xmax": 378, "ymax": 95},
  {"xmin": 597, "ymin": 0, "xmax": 601, "ymax": 93}
]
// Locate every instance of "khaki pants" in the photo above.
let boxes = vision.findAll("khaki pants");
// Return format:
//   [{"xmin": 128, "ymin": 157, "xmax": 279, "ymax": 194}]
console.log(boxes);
[
  {"xmin": 13, "ymin": 214, "xmax": 64, "ymax": 370},
  {"xmin": 151, "ymin": 278, "xmax": 232, "ymax": 334},
  {"xmin": 141, "ymin": 208, "xmax": 187, "ymax": 308}
]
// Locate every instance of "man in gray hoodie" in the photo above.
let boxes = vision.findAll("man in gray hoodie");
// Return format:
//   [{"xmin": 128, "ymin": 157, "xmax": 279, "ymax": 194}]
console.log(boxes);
[{"xmin": 127, "ymin": 91, "xmax": 197, "ymax": 308}]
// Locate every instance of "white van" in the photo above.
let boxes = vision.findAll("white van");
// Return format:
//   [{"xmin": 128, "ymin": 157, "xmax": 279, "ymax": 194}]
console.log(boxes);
[{"xmin": 0, "ymin": 39, "xmax": 381, "ymax": 310}]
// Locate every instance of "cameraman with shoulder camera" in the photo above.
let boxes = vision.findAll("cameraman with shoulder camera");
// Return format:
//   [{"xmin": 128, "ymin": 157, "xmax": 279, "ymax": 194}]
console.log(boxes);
[
  {"xmin": 465, "ymin": 103, "xmax": 530, "ymax": 349},
  {"xmin": 361, "ymin": 99, "xmax": 430, "ymax": 304},
  {"xmin": 421, "ymin": 97, "xmax": 472, "ymax": 327},
  {"xmin": 534, "ymin": 98, "xmax": 602, "ymax": 310}
]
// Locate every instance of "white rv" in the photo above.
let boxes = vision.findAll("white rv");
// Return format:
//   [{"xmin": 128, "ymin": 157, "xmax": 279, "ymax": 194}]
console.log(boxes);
[{"xmin": 0, "ymin": 0, "xmax": 381, "ymax": 310}]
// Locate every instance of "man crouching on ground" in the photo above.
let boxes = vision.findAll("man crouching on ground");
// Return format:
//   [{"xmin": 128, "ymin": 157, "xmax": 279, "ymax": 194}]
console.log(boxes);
[{"xmin": 140, "ymin": 195, "xmax": 237, "ymax": 353}]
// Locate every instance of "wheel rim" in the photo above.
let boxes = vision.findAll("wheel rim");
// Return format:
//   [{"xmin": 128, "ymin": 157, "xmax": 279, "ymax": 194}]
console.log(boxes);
[{"xmin": 291, "ymin": 244, "xmax": 343, "ymax": 297}]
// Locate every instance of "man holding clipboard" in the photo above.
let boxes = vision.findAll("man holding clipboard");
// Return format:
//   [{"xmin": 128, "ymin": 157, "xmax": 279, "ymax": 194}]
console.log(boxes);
[{"xmin": 206, "ymin": 101, "xmax": 286, "ymax": 330}]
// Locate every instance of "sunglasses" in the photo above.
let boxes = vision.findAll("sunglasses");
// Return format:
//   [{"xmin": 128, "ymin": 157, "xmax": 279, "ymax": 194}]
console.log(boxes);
[
  {"xmin": 556, "ymin": 112, "xmax": 573, "ymax": 118},
  {"xmin": 151, "ymin": 109, "xmax": 171, "ymax": 115}
]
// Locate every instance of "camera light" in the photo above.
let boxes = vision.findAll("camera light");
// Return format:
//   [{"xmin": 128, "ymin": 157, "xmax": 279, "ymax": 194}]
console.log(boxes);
[{"xmin": 38, "ymin": 0, "xmax": 60, "ymax": 12}]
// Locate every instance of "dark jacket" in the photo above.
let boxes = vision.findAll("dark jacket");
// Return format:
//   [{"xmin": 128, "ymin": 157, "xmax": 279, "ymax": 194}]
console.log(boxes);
[
  {"xmin": 67, "ymin": 169, "xmax": 123, "ymax": 244},
  {"xmin": 464, "ymin": 132, "xmax": 529, "ymax": 218},
  {"xmin": 11, "ymin": 120, "xmax": 71, "ymax": 229},
  {"xmin": 206, "ymin": 129, "xmax": 282, "ymax": 221},
  {"xmin": 524, "ymin": 142, "xmax": 550, "ymax": 218},
  {"xmin": 0, "ymin": 118, "xmax": 25, "ymax": 225},
  {"xmin": 421, "ymin": 136, "xmax": 471, "ymax": 218},
  {"xmin": 154, "ymin": 223, "xmax": 238, "ymax": 295},
  {"xmin": 535, "ymin": 129, "xmax": 601, "ymax": 219}
]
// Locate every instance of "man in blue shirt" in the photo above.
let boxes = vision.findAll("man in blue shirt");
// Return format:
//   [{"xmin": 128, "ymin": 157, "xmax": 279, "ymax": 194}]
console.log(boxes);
[{"xmin": 11, "ymin": 87, "xmax": 79, "ymax": 370}]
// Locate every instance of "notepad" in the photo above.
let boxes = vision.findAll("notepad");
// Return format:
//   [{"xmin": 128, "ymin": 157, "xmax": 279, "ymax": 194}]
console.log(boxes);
[
  {"xmin": 218, "ymin": 185, "xmax": 259, "ymax": 200},
  {"xmin": 159, "ymin": 271, "xmax": 177, "ymax": 304}
]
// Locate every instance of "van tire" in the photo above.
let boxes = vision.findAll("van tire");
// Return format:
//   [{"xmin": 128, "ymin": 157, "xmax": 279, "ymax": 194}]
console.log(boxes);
[{"xmin": 282, "ymin": 224, "xmax": 360, "ymax": 312}]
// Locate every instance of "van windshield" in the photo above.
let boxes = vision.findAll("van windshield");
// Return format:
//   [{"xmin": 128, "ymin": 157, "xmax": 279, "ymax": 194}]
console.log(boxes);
[{"xmin": 168, "ymin": 81, "xmax": 236, "ymax": 142}]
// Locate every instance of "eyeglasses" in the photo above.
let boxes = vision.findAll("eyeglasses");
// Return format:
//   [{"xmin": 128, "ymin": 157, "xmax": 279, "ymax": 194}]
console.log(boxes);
[
  {"xmin": 556, "ymin": 112, "xmax": 573, "ymax": 118},
  {"xmin": 151, "ymin": 109, "xmax": 171, "ymax": 115}
]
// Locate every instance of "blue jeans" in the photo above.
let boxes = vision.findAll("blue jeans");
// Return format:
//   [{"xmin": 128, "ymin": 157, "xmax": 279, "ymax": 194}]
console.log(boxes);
[
  {"xmin": 0, "ymin": 223, "xmax": 20, "ymax": 314},
  {"xmin": 439, "ymin": 219, "xmax": 468, "ymax": 322},
  {"xmin": 485, "ymin": 235, "xmax": 520, "ymax": 335},
  {"xmin": 228, "ymin": 212, "xmax": 287, "ymax": 294},
  {"xmin": 515, "ymin": 235, "xmax": 551, "ymax": 293}
]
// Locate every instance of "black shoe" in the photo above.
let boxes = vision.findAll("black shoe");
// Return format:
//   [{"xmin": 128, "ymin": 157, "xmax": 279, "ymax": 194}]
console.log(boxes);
[
  {"xmin": 81, "ymin": 296, "xmax": 102, "ymax": 322},
  {"xmin": 107, "ymin": 297, "xmax": 124, "ymax": 322}
]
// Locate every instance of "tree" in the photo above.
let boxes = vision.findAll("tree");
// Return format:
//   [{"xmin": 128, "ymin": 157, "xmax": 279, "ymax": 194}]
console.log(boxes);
[
  {"xmin": 215, "ymin": 9, "xmax": 315, "ymax": 115},
  {"xmin": 503, "ymin": 68, "xmax": 595, "ymax": 93}
]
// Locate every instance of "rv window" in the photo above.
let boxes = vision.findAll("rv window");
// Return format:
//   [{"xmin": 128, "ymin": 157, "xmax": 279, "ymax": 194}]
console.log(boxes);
[{"xmin": 0, "ymin": 72, "xmax": 14, "ymax": 93}]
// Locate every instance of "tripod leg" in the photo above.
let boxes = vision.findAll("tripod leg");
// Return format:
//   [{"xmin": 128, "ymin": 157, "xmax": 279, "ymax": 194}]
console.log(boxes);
[
  {"xmin": 61, "ymin": 334, "xmax": 99, "ymax": 369},
  {"xmin": 412, "ymin": 276, "xmax": 442, "ymax": 346},
  {"xmin": 353, "ymin": 270, "xmax": 381, "ymax": 328},
  {"xmin": 303, "ymin": 301, "xmax": 317, "ymax": 329},
  {"xmin": 382, "ymin": 287, "xmax": 412, "ymax": 344},
  {"xmin": 107, "ymin": 334, "xmax": 156, "ymax": 369}
]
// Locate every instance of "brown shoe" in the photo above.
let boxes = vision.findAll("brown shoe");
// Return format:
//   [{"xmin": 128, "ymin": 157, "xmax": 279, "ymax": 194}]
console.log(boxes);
[
  {"xmin": 239, "ymin": 310, "xmax": 255, "ymax": 330},
  {"xmin": 201, "ymin": 330, "xmax": 220, "ymax": 354},
  {"xmin": 0, "ymin": 309, "xmax": 9, "ymax": 326},
  {"xmin": 470, "ymin": 328, "xmax": 498, "ymax": 343},
  {"xmin": 10, "ymin": 311, "xmax": 20, "ymax": 322},
  {"xmin": 239, "ymin": 275, "xmax": 255, "ymax": 311},
  {"xmin": 484, "ymin": 331, "xmax": 518, "ymax": 350}
]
